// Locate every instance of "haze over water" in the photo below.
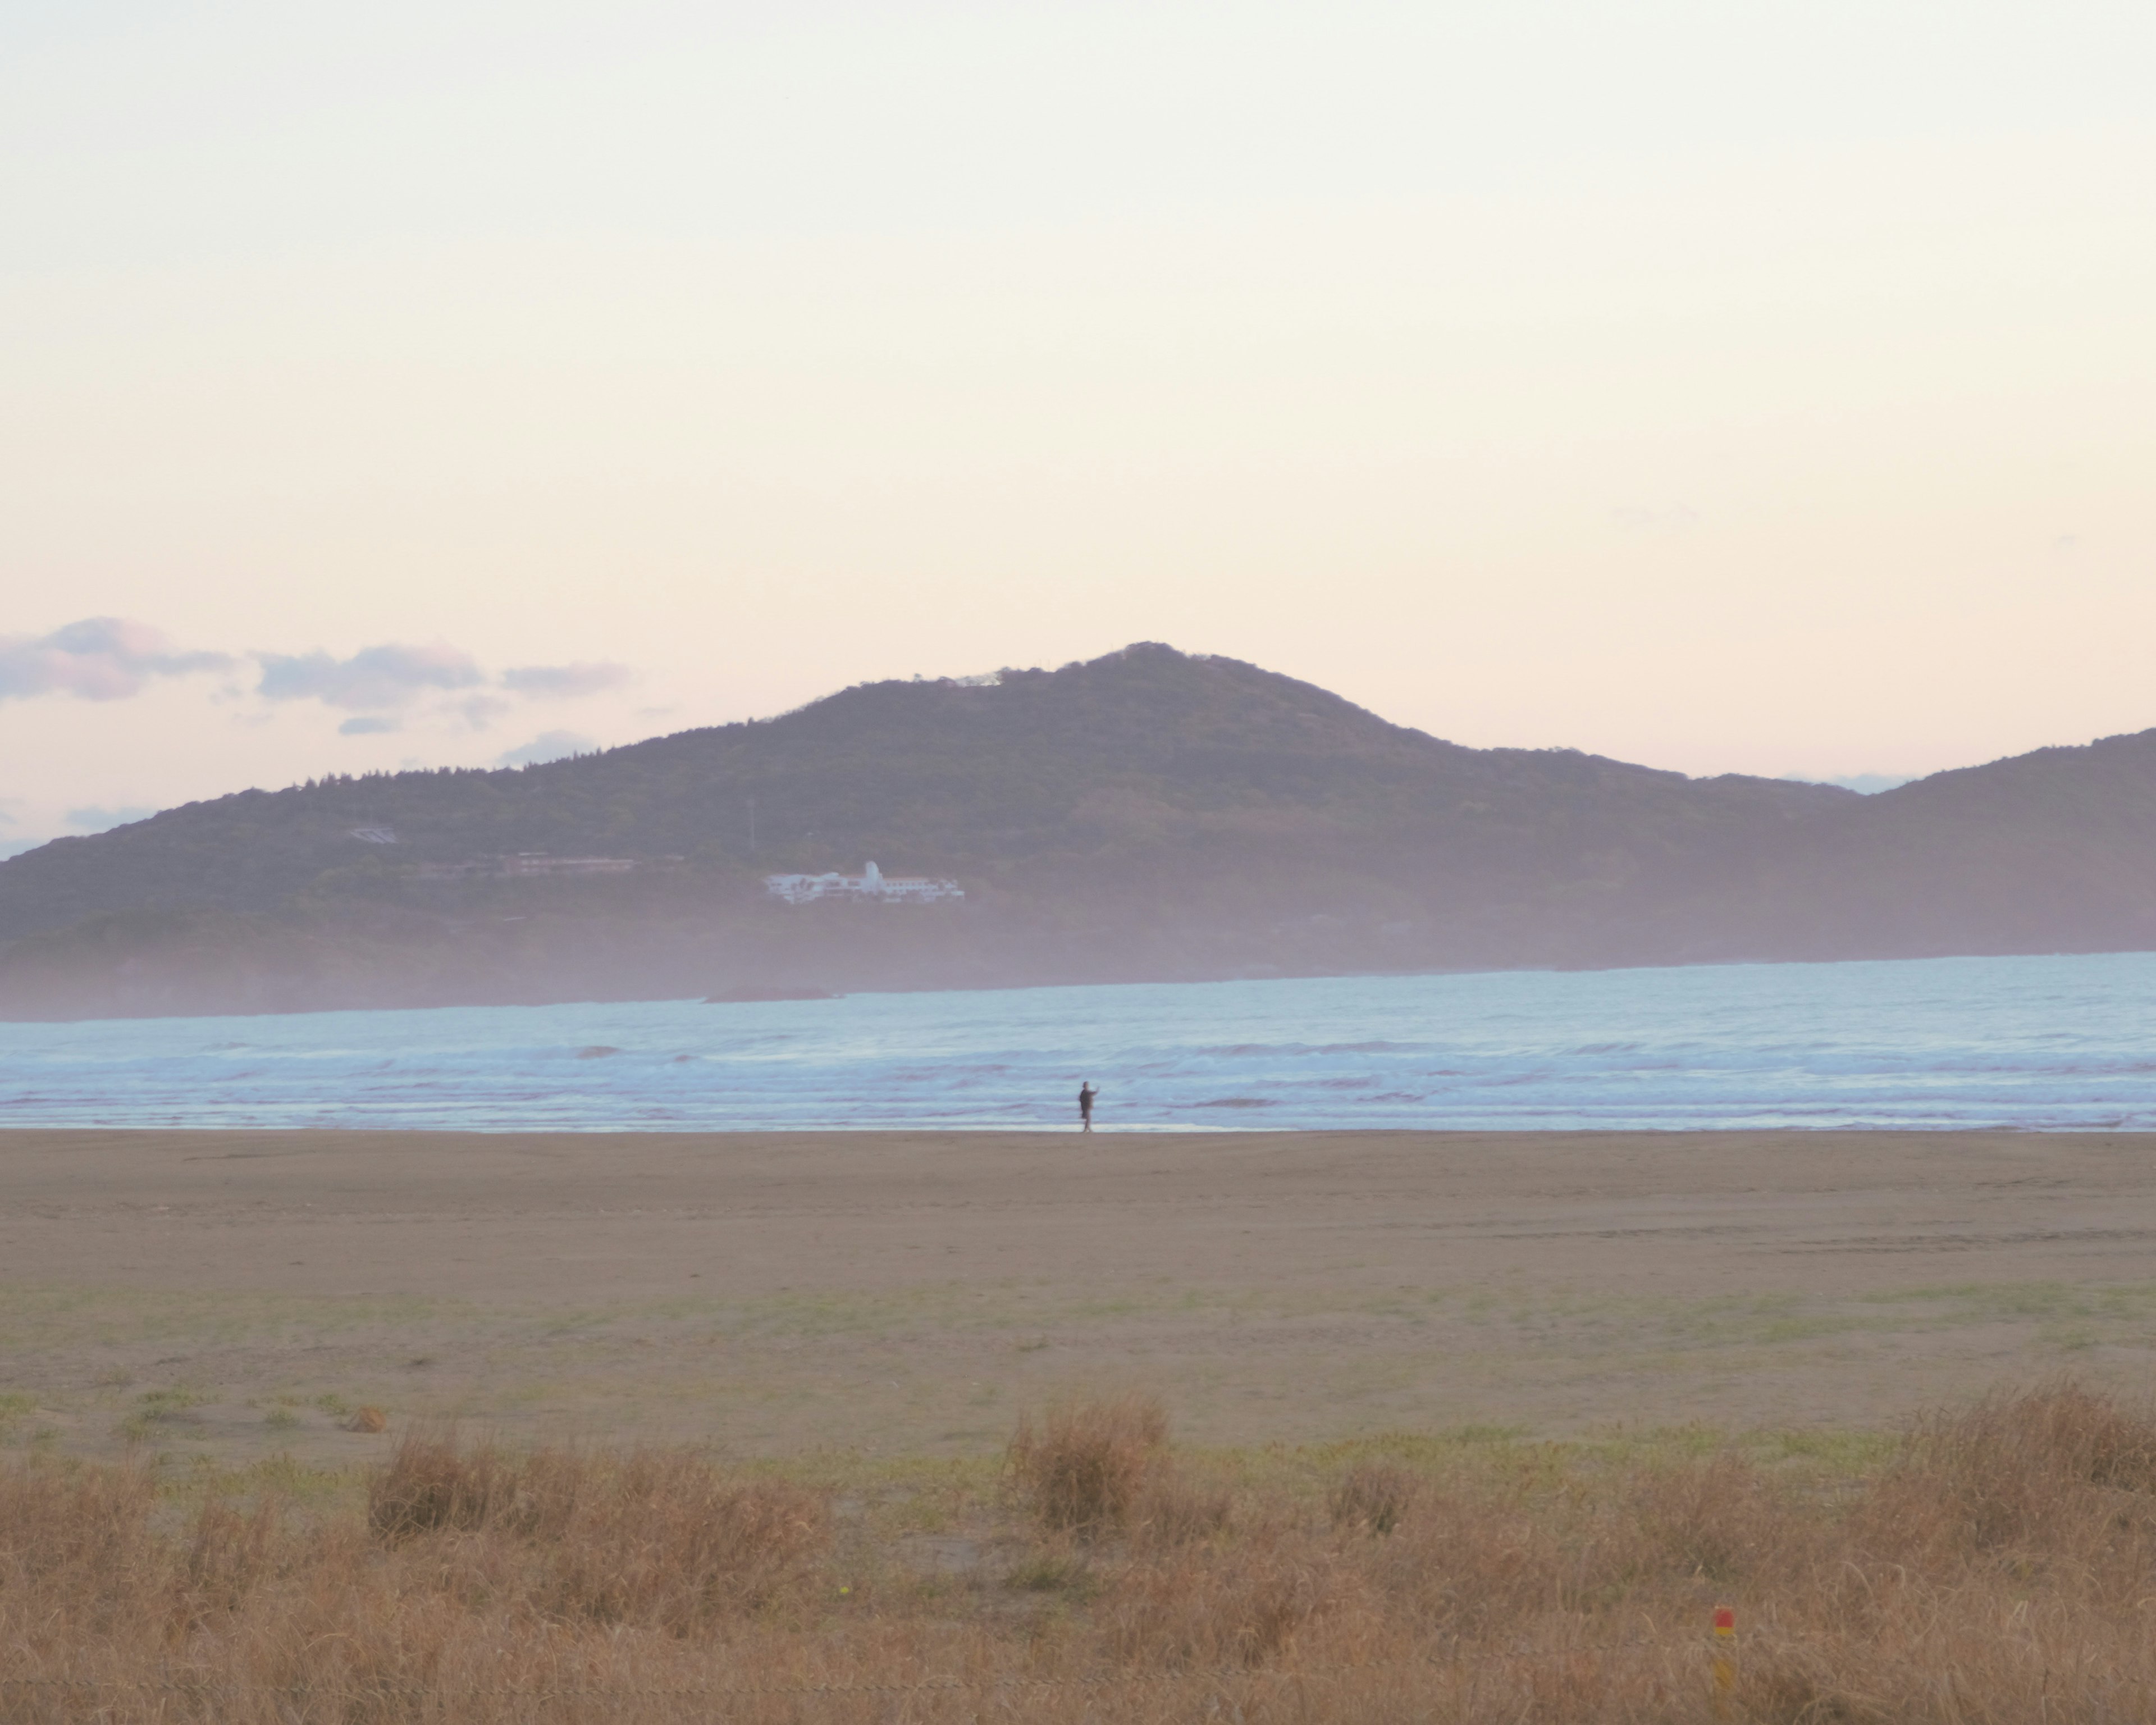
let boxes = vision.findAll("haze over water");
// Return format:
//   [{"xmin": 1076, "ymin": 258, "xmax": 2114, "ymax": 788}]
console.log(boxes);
[{"xmin": 4, "ymin": 951, "xmax": 2153, "ymax": 1133}]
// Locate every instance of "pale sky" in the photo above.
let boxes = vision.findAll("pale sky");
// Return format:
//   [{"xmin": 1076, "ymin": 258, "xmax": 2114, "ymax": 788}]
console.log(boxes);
[{"xmin": 3, "ymin": 0, "xmax": 2152, "ymax": 852}]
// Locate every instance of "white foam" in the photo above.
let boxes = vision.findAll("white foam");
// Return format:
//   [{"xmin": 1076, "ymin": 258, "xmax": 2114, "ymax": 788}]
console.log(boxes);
[{"xmin": 4, "ymin": 951, "xmax": 2155, "ymax": 1132}]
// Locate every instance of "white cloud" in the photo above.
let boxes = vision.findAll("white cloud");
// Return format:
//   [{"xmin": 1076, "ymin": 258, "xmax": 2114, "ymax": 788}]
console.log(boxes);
[
  {"xmin": 501, "ymin": 661, "xmax": 633, "ymax": 699},
  {"xmin": 258, "ymin": 642, "xmax": 483, "ymax": 710},
  {"xmin": 453, "ymin": 694, "xmax": 514, "ymax": 731},
  {"xmin": 0, "ymin": 618, "xmax": 233, "ymax": 702},
  {"xmin": 258, "ymin": 645, "xmax": 636, "ymax": 725}
]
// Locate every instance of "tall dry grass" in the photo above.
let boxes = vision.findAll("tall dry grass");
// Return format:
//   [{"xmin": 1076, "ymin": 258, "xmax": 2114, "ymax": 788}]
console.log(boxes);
[
  {"xmin": 1008, "ymin": 1393, "xmax": 1168, "ymax": 1534},
  {"xmin": 10, "ymin": 1380, "xmax": 2156, "ymax": 1719}
]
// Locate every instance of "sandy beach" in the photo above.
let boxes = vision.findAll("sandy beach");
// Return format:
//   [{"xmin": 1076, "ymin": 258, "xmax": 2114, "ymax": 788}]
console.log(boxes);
[{"xmin": 5, "ymin": 1127, "xmax": 2156, "ymax": 1461}]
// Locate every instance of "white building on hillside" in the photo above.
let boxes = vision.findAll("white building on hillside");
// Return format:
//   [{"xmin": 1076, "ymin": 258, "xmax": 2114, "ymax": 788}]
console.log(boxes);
[{"xmin": 764, "ymin": 861, "xmax": 963, "ymax": 906}]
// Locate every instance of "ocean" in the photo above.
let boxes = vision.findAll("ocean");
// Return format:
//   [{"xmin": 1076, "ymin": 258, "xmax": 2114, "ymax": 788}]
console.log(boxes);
[{"xmin": 3, "ymin": 950, "xmax": 2153, "ymax": 1132}]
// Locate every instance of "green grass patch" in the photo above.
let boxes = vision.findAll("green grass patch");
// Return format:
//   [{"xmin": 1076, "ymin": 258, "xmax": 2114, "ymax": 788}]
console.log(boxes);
[
  {"xmin": 117, "ymin": 1386, "xmax": 209, "ymax": 1441},
  {"xmin": 0, "ymin": 1391, "xmax": 35, "ymax": 1439},
  {"xmin": 0, "ymin": 1284, "xmax": 455, "ymax": 1352}
]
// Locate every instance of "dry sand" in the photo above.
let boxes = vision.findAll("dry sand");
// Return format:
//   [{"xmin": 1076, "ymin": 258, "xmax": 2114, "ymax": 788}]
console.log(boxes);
[{"xmin": 4, "ymin": 1128, "xmax": 2156, "ymax": 1463}]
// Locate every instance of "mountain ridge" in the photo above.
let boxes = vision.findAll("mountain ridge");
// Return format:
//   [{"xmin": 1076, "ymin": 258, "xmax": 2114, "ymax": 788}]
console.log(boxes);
[{"xmin": 3, "ymin": 642, "xmax": 2149, "ymax": 1019}]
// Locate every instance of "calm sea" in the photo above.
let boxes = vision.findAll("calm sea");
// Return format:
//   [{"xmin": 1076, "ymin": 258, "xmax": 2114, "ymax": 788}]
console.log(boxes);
[{"xmin": 2, "ymin": 952, "xmax": 2153, "ymax": 1133}]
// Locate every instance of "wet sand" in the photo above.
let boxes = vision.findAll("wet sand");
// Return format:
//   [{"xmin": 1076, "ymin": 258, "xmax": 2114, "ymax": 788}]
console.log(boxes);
[{"xmin": 4, "ymin": 1128, "xmax": 2156, "ymax": 1461}]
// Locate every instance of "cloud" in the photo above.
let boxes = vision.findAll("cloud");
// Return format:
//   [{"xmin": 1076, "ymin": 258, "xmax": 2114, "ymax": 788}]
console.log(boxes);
[
  {"xmin": 0, "ymin": 628, "xmax": 632, "ymax": 747},
  {"xmin": 501, "ymin": 661, "xmax": 634, "ymax": 700},
  {"xmin": 65, "ymin": 804, "xmax": 158, "ymax": 832},
  {"xmin": 454, "ymin": 694, "xmax": 514, "ymax": 731},
  {"xmin": 0, "ymin": 617, "xmax": 233, "ymax": 702},
  {"xmin": 258, "ymin": 642, "xmax": 483, "ymax": 710},
  {"xmin": 496, "ymin": 730, "xmax": 596, "ymax": 767}
]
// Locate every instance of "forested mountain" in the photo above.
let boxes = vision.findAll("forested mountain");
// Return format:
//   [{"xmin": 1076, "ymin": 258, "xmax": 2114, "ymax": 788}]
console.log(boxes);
[{"xmin": 4, "ymin": 642, "xmax": 2153, "ymax": 1019}]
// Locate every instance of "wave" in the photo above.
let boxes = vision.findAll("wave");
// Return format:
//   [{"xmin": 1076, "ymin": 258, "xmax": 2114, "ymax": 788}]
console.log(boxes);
[{"xmin": 6, "ymin": 951, "xmax": 2156, "ymax": 1132}]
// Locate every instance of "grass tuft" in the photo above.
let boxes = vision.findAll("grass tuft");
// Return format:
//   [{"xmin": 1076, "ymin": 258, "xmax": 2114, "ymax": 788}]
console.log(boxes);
[
  {"xmin": 1328, "ymin": 1462, "xmax": 1419, "ymax": 1535},
  {"xmin": 1008, "ymin": 1393, "xmax": 1167, "ymax": 1534}
]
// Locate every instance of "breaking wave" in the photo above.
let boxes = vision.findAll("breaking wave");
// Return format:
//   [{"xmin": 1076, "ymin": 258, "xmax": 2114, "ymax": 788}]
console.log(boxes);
[{"xmin": 5, "ymin": 952, "xmax": 2156, "ymax": 1132}]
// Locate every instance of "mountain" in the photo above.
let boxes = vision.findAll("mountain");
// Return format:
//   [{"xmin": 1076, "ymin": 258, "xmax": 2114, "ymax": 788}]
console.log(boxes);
[{"xmin": 3, "ymin": 642, "xmax": 2152, "ymax": 1019}]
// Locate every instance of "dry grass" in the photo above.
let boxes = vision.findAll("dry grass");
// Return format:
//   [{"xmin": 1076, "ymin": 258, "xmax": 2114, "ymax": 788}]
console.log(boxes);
[
  {"xmin": 1328, "ymin": 1461, "xmax": 1420, "ymax": 1535},
  {"xmin": 1008, "ymin": 1391, "xmax": 1168, "ymax": 1533},
  {"xmin": 14, "ymin": 1380, "xmax": 2156, "ymax": 1719}
]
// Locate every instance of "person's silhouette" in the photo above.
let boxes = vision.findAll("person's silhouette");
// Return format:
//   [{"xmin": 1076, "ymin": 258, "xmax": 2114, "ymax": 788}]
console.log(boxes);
[{"xmin": 1078, "ymin": 1082, "xmax": 1098, "ymax": 1133}]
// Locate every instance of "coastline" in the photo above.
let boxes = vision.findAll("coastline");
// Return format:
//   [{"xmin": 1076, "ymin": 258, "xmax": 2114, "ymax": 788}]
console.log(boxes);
[{"xmin": 8, "ymin": 952, "xmax": 2156, "ymax": 1135}]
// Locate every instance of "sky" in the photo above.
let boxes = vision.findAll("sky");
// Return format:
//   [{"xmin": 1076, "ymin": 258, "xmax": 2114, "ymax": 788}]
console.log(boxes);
[{"xmin": 3, "ymin": 0, "xmax": 2152, "ymax": 854}]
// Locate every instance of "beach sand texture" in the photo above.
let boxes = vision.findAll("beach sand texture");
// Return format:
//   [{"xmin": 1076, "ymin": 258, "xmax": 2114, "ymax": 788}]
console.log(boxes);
[{"xmin": 4, "ymin": 1128, "xmax": 2156, "ymax": 1460}]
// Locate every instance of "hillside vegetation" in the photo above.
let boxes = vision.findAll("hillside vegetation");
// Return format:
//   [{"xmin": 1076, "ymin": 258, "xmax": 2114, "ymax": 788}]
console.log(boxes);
[{"xmin": 4, "ymin": 642, "xmax": 2154, "ymax": 1017}]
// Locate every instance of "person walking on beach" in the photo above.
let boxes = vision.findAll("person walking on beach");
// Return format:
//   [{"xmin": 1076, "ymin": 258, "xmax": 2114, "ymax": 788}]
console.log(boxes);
[{"xmin": 1078, "ymin": 1081, "xmax": 1098, "ymax": 1133}]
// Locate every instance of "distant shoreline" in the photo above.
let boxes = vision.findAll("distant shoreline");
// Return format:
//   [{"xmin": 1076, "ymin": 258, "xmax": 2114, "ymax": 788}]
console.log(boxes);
[{"xmin": 11, "ymin": 944, "xmax": 2156, "ymax": 1028}]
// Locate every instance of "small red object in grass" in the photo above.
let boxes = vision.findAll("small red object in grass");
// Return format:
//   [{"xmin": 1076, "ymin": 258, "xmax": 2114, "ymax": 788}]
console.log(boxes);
[{"xmin": 1713, "ymin": 1606, "xmax": 1736, "ymax": 1636}]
